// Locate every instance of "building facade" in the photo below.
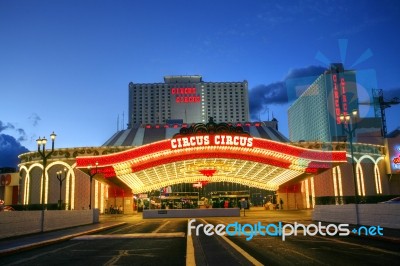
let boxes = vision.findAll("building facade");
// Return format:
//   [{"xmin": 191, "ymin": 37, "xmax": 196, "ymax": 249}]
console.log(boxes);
[
  {"xmin": 128, "ymin": 75, "xmax": 250, "ymax": 127},
  {"xmin": 288, "ymin": 63, "xmax": 359, "ymax": 142},
  {"xmin": 11, "ymin": 73, "xmax": 399, "ymax": 215}
]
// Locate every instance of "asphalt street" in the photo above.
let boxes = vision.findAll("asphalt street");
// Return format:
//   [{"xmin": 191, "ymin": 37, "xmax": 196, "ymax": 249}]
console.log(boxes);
[{"xmin": 0, "ymin": 209, "xmax": 399, "ymax": 265}]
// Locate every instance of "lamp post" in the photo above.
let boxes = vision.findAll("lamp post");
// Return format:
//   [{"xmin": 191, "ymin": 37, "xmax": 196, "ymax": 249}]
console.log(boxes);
[
  {"xmin": 339, "ymin": 110, "xmax": 359, "ymax": 224},
  {"xmin": 87, "ymin": 162, "xmax": 98, "ymax": 210},
  {"xmin": 36, "ymin": 132, "xmax": 56, "ymax": 210},
  {"xmin": 56, "ymin": 168, "xmax": 67, "ymax": 210}
]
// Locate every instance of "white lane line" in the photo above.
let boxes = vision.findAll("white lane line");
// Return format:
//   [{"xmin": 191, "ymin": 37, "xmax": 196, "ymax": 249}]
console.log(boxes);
[
  {"xmin": 72, "ymin": 232, "xmax": 185, "ymax": 240},
  {"xmin": 152, "ymin": 220, "xmax": 171, "ymax": 233},
  {"xmin": 199, "ymin": 219, "xmax": 263, "ymax": 266},
  {"xmin": 186, "ymin": 219, "xmax": 196, "ymax": 266}
]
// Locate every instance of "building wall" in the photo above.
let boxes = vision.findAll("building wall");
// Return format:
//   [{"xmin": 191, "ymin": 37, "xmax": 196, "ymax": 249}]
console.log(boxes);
[
  {"xmin": 288, "ymin": 75, "xmax": 330, "ymax": 142},
  {"xmin": 28, "ymin": 167, "xmax": 42, "ymax": 204},
  {"xmin": 73, "ymin": 168, "xmax": 90, "ymax": 210},
  {"xmin": 339, "ymin": 163, "xmax": 357, "ymax": 196},
  {"xmin": 0, "ymin": 173, "xmax": 20, "ymax": 205},
  {"xmin": 288, "ymin": 64, "xmax": 359, "ymax": 142},
  {"xmin": 128, "ymin": 76, "xmax": 249, "ymax": 126},
  {"xmin": 314, "ymin": 169, "xmax": 334, "ymax": 197},
  {"xmin": 281, "ymin": 151, "xmax": 387, "ymax": 210}
]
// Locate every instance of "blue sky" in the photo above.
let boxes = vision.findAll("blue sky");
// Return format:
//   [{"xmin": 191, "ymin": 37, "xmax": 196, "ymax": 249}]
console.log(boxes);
[{"xmin": 1, "ymin": 0, "xmax": 400, "ymax": 167}]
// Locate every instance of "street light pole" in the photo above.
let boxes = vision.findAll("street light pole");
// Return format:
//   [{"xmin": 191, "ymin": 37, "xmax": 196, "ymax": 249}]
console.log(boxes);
[
  {"xmin": 87, "ymin": 162, "xmax": 98, "ymax": 210},
  {"xmin": 56, "ymin": 168, "xmax": 67, "ymax": 210},
  {"xmin": 339, "ymin": 110, "xmax": 359, "ymax": 224},
  {"xmin": 37, "ymin": 132, "xmax": 57, "ymax": 211},
  {"xmin": 37, "ymin": 132, "xmax": 56, "ymax": 233}
]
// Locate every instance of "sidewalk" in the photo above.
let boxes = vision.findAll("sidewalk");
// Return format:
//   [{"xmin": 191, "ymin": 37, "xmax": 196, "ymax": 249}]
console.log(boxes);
[{"xmin": 0, "ymin": 220, "xmax": 126, "ymax": 256}]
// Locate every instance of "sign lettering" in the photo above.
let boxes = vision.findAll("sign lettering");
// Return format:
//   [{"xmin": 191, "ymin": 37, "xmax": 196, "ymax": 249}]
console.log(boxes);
[
  {"xmin": 332, "ymin": 74, "xmax": 348, "ymax": 124},
  {"xmin": 171, "ymin": 87, "xmax": 201, "ymax": 104},
  {"xmin": 170, "ymin": 135, "xmax": 253, "ymax": 149}
]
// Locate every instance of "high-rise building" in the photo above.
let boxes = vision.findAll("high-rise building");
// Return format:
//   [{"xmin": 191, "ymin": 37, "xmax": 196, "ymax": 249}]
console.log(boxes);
[
  {"xmin": 128, "ymin": 75, "xmax": 249, "ymax": 128},
  {"xmin": 288, "ymin": 63, "xmax": 359, "ymax": 142}
]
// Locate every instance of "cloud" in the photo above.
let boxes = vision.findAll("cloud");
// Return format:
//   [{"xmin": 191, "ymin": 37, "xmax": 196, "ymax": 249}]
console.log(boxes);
[
  {"xmin": 0, "ymin": 120, "xmax": 29, "ymax": 167},
  {"xmin": 384, "ymin": 87, "xmax": 400, "ymax": 100},
  {"xmin": 249, "ymin": 65, "xmax": 327, "ymax": 120},
  {"xmin": 249, "ymin": 82, "xmax": 287, "ymax": 120},
  {"xmin": 0, "ymin": 121, "xmax": 15, "ymax": 132},
  {"xmin": 28, "ymin": 113, "xmax": 41, "ymax": 127},
  {"xmin": 0, "ymin": 134, "xmax": 29, "ymax": 168},
  {"xmin": 0, "ymin": 120, "xmax": 27, "ymax": 143}
]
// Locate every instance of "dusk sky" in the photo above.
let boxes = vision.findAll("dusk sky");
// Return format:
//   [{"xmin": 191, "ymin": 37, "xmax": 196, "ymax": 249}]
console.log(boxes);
[{"xmin": 1, "ymin": 0, "xmax": 400, "ymax": 167}]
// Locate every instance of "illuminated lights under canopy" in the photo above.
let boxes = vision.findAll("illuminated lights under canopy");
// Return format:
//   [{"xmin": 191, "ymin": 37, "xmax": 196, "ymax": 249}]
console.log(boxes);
[
  {"xmin": 199, "ymin": 169, "xmax": 217, "ymax": 177},
  {"xmin": 76, "ymin": 134, "xmax": 346, "ymax": 193}
]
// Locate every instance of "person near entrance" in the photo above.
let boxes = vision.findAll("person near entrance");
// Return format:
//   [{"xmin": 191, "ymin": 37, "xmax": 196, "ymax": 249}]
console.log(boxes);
[{"xmin": 240, "ymin": 198, "xmax": 248, "ymax": 216}]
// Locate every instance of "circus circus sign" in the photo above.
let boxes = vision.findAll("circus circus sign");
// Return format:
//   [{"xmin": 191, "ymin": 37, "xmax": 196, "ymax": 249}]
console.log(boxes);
[
  {"xmin": 170, "ymin": 135, "xmax": 253, "ymax": 149},
  {"xmin": 171, "ymin": 117, "xmax": 253, "ymax": 149}
]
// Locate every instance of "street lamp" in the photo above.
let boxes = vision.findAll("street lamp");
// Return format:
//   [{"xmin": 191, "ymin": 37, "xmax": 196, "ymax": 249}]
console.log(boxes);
[
  {"xmin": 87, "ymin": 162, "xmax": 98, "ymax": 210},
  {"xmin": 339, "ymin": 110, "xmax": 359, "ymax": 207},
  {"xmin": 56, "ymin": 168, "xmax": 67, "ymax": 210},
  {"xmin": 36, "ymin": 132, "xmax": 56, "ymax": 210}
]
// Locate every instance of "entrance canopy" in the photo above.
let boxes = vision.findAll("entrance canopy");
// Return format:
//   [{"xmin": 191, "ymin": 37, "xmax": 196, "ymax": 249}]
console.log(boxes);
[{"xmin": 76, "ymin": 133, "xmax": 346, "ymax": 193}]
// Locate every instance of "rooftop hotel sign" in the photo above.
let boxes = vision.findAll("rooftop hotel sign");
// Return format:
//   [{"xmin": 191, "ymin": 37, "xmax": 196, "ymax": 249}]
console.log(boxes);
[{"xmin": 171, "ymin": 87, "xmax": 201, "ymax": 103}]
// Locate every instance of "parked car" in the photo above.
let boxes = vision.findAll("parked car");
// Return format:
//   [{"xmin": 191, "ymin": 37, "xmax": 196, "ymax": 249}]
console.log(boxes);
[
  {"xmin": 0, "ymin": 205, "xmax": 15, "ymax": 211},
  {"xmin": 379, "ymin": 197, "xmax": 400, "ymax": 204}
]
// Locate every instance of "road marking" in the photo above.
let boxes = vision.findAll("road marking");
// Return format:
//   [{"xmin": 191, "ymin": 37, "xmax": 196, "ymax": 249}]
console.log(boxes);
[
  {"xmin": 2, "ymin": 243, "xmax": 81, "ymax": 266},
  {"xmin": 103, "ymin": 250, "xmax": 130, "ymax": 266},
  {"xmin": 152, "ymin": 220, "xmax": 170, "ymax": 233},
  {"xmin": 103, "ymin": 248, "xmax": 166, "ymax": 265},
  {"xmin": 186, "ymin": 219, "xmax": 196, "ymax": 266},
  {"xmin": 109, "ymin": 221, "xmax": 145, "ymax": 233},
  {"xmin": 199, "ymin": 219, "xmax": 263, "ymax": 266},
  {"xmin": 72, "ymin": 232, "xmax": 185, "ymax": 240}
]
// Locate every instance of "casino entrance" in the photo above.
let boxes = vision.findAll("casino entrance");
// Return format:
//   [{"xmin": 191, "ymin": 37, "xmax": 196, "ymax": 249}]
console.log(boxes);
[
  {"xmin": 134, "ymin": 182, "xmax": 274, "ymax": 211},
  {"xmin": 76, "ymin": 121, "xmax": 347, "ymax": 214}
]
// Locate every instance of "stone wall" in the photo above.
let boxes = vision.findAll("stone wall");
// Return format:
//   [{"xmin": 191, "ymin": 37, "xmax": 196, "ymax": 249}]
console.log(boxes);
[
  {"xmin": 0, "ymin": 211, "xmax": 42, "ymax": 238},
  {"xmin": 0, "ymin": 209, "xmax": 99, "ymax": 239},
  {"xmin": 313, "ymin": 204, "xmax": 400, "ymax": 229}
]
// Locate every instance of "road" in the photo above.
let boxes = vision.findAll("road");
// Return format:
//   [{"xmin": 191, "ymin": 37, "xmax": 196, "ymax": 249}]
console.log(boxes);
[
  {"xmin": 1, "ymin": 211, "xmax": 399, "ymax": 265},
  {"xmin": 199, "ymin": 217, "xmax": 400, "ymax": 266}
]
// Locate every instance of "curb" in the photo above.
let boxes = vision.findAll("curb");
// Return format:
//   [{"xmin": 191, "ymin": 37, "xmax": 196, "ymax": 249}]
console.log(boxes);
[{"xmin": 0, "ymin": 222, "xmax": 126, "ymax": 257}]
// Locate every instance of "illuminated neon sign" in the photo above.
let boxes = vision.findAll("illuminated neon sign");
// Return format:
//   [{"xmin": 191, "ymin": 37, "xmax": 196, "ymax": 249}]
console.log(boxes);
[
  {"xmin": 332, "ymin": 74, "xmax": 348, "ymax": 124},
  {"xmin": 171, "ymin": 87, "xmax": 201, "ymax": 103},
  {"xmin": 170, "ymin": 134, "xmax": 254, "ymax": 149},
  {"xmin": 171, "ymin": 88, "xmax": 196, "ymax": 94},
  {"xmin": 390, "ymin": 145, "xmax": 400, "ymax": 172},
  {"xmin": 340, "ymin": 77, "xmax": 348, "ymax": 118}
]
